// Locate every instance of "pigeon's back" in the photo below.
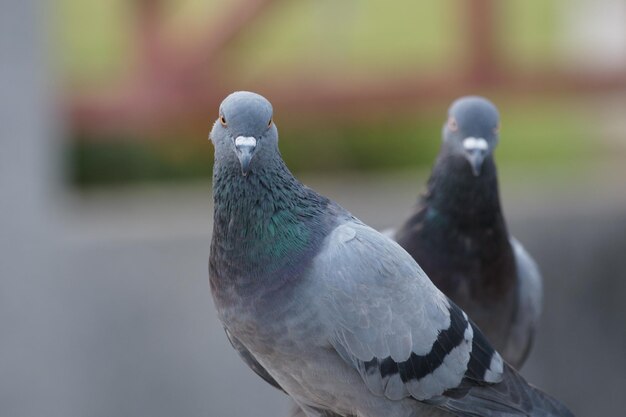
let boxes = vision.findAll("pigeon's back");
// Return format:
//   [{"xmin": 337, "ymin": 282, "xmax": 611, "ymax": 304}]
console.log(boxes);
[{"xmin": 499, "ymin": 237, "xmax": 543, "ymax": 367}]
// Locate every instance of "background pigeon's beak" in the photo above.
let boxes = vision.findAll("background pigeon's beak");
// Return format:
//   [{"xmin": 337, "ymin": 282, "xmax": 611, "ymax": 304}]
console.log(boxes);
[
  {"xmin": 465, "ymin": 149, "xmax": 487, "ymax": 176},
  {"xmin": 462, "ymin": 137, "xmax": 489, "ymax": 176},
  {"xmin": 234, "ymin": 136, "xmax": 257, "ymax": 176}
]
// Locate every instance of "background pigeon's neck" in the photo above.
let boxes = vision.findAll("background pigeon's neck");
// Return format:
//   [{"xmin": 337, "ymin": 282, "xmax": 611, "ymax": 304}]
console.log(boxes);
[
  {"xmin": 395, "ymin": 147, "xmax": 516, "ymax": 312},
  {"xmin": 210, "ymin": 152, "xmax": 336, "ymax": 299},
  {"xmin": 396, "ymin": 146, "xmax": 513, "ymax": 273},
  {"xmin": 425, "ymin": 149, "xmax": 505, "ymax": 229}
]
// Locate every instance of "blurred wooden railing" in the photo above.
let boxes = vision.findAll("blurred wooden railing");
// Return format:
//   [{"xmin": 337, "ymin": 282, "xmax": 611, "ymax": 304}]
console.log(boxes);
[{"xmin": 68, "ymin": 0, "xmax": 626, "ymax": 138}]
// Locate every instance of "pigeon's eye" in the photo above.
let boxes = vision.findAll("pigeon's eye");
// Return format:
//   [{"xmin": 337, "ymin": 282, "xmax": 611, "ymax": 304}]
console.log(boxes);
[
  {"xmin": 447, "ymin": 117, "xmax": 458, "ymax": 132},
  {"xmin": 219, "ymin": 115, "xmax": 227, "ymax": 127},
  {"xmin": 494, "ymin": 124, "xmax": 500, "ymax": 134},
  {"xmin": 267, "ymin": 118, "xmax": 273, "ymax": 128}
]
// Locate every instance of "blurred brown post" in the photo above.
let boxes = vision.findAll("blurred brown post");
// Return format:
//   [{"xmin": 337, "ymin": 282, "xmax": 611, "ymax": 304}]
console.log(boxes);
[
  {"xmin": 135, "ymin": 0, "xmax": 167, "ymax": 79},
  {"xmin": 183, "ymin": 0, "xmax": 280, "ymax": 79},
  {"xmin": 465, "ymin": 0, "xmax": 499, "ymax": 85}
]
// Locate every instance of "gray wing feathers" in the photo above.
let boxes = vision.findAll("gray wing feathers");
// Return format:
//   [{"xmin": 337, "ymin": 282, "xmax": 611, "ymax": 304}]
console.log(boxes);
[
  {"xmin": 502, "ymin": 237, "xmax": 543, "ymax": 368},
  {"xmin": 313, "ymin": 222, "xmax": 476, "ymax": 401},
  {"xmin": 319, "ymin": 222, "xmax": 451, "ymax": 358},
  {"xmin": 309, "ymin": 223, "xmax": 572, "ymax": 416}
]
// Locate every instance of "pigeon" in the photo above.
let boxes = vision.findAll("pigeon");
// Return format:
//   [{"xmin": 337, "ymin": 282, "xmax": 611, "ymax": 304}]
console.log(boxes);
[
  {"xmin": 392, "ymin": 96, "xmax": 542, "ymax": 369},
  {"xmin": 208, "ymin": 91, "xmax": 573, "ymax": 417}
]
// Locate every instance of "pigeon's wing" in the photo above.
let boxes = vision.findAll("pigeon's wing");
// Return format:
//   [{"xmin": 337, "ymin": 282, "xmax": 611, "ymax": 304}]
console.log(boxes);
[
  {"xmin": 224, "ymin": 328, "xmax": 285, "ymax": 392},
  {"xmin": 314, "ymin": 222, "xmax": 503, "ymax": 402},
  {"xmin": 501, "ymin": 237, "xmax": 543, "ymax": 368},
  {"xmin": 314, "ymin": 222, "xmax": 571, "ymax": 417}
]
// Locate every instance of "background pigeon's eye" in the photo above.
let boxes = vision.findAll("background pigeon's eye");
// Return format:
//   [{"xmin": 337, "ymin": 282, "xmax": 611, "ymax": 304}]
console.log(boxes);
[
  {"xmin": 447, "ymin": 117, "xmax": 458, "ymax": 132},
  {"xmin": 267, "ymin": 118, "xmax": 273, "ymax": 128},
  {"xmin": 494, "ymin": 124, "xmax": 501, "ymax": 134},
  {"xmin": 220, "ymin": 115, "xmax": 227, "ymax": 127}
]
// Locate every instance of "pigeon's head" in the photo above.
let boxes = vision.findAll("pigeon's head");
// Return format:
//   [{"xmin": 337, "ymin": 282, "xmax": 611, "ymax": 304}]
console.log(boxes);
[
  {"xmin": 209, "ymin": 91, "xmax": 277, "ymax": 176},
  {"xmin": 443, "ymin": 96, "xmax": 500, "ymax": 176}
]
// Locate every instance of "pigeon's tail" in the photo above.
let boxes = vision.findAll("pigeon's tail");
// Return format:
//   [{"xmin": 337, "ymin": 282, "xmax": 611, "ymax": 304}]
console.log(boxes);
[{"xmin": 437, "ymin": 363, "xmax": 575, "ymax": 417}]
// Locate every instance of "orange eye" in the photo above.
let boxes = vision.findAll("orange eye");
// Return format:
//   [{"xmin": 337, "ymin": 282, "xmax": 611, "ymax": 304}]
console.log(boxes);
[
  {"xmin": 267, "ymin": 118, "xmax": 273, "ymax": 128},
  {"xmin": 219, "ymin": 115, "xmax": 227, "ymax": 127},
  {"xmin": 447, "ymin": 117, "xmax": 458, "ymax": 132},
  {"xmin": 494, "ymin": 123, "xmax": 501, "ymax": 134}
]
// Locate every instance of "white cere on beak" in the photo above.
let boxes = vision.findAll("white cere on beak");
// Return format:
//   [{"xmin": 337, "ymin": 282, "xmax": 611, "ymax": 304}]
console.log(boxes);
[
  {"xmin": 235, "ymin": 136, "xmax": 257, "ymax": 148},
  {"xmin": 463, "ymin": 137, "xmax": 488, "ymax": 151}
]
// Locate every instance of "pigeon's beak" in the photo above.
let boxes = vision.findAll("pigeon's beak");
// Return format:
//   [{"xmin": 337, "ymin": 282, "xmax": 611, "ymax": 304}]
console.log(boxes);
[
  {"xmin": 462, "ymin": 137, "xmax": 489, "ymax": 176},
  {"xmin": 234, "ymin": 136, "xmax": 257, "ymax": 176}
]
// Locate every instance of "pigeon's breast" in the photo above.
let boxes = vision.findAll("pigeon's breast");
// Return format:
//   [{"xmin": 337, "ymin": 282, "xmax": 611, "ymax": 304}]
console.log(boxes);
[{"xmin": 222, "ymin": 276, "xmax": 328, "ymax": 359}]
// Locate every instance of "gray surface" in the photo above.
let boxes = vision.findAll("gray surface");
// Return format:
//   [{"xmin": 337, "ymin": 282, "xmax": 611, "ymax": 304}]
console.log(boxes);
[
  {"xmin": 43, "ymin": 167, "xmax": 625, "ymax": 417},
  {"xmin": 0, "ymin": 0, "xmax": 68, "ymax": 416}
]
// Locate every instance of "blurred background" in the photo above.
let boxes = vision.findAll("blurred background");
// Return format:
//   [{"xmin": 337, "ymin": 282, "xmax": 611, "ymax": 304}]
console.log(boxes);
[{"xmin": 1, "ymin": 0, "xmax": 625, "ymax": 416}]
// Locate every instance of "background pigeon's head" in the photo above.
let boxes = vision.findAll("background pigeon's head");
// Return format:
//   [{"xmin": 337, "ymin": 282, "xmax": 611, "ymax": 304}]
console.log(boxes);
[
  {"xmin": 442, "ymin": 96, "xmax": 500, "ymax": 176},
  {"xmin": 209, "ymin": 91, "xmax": 277, "ymax": 176}
]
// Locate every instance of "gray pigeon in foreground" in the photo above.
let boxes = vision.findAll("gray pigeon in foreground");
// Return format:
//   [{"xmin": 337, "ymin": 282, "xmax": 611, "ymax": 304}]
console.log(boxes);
[
  {"xmin": 208, "ymin": 91, "xmax": 573, "ymax": 417},
  {"xmin": 392, "ymin": 97, "xmax": 542, "ymax": 368}
]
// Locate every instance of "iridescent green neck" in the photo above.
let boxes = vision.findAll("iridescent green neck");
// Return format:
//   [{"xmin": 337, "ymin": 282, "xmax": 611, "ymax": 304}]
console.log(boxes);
[{"xmin": 210, "ymin": 153, "xmax": 335, "ymax": 295}]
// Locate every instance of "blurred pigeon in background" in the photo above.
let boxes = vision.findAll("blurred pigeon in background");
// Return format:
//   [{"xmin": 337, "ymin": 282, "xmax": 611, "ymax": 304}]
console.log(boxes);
[
  {"xmin": 208, "ymin": 91, "xmax": 572, "ymax": 416},
  {"xmin": 392, "ymin": 97, "xmax": 542, "ymax": 369}
]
